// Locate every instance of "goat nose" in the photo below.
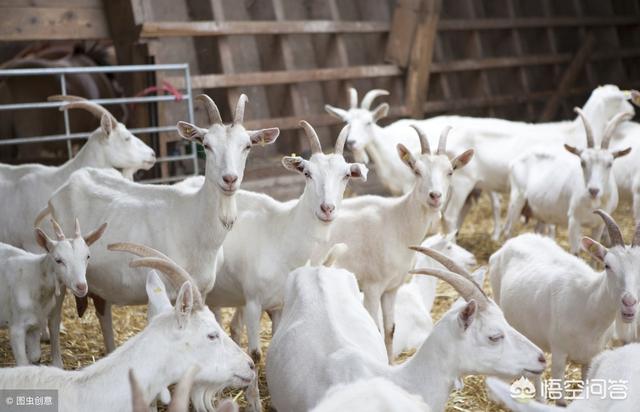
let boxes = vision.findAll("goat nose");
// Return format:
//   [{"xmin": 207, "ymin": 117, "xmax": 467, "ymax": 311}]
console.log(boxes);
[
  {"xmin": 320, "ymin": 203, "xmax": 335, "ymax": 214},
  {"xmin": 429, "ymin": 191, "xmax": 442, "ymax": 200},
  {"xmin": 588, "ymin": 188, "xmax": 600, "ymax": 198},
  {"xmin": 222, "ymin": 174, "xmax": 238, "ymax": 185},
  {"xmin": 538, "ymin": 354, "xmax": 546, "ymax": 365},
  {"xmin": 75, "ymin": 283, "xmax": 87, "ymax": 293},
  {"xmin": 623, "ymin": 294, "xmax": 637, "ymax": 307},
  {"xmin": 248, "ymin": 361, "xmax": 255, "ymax": 371}
]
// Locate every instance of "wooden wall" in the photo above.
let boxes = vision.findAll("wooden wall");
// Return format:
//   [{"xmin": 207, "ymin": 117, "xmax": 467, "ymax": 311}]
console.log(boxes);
[{"xmin": 2, "ymin": 0, "xmax": 640, "ymax": 172}]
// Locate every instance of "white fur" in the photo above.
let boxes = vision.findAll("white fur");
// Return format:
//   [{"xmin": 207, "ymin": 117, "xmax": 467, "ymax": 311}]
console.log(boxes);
[
  {"xmin": 487, "ymin": 343, "xmax": 640, "ymax": 412},
  {"xmin": 311, "ymin": 377, "xmax": 432, "ymax": 412},
  {"xmin": 36, "ymin": 95, "xmax": 279, "ymax": 366},
  {"xmin": 0, "ymin": 218, "xmax": 105, "ymax": 365},
  {"xmin": 392, "ymin": 232, "xmax": 477, "ymax": 358},
  {"xmin": 501, "ymin": 123, "xmax": 630, "ymax": 253},
  {"xmin": 266, "ymin": 262, "xmax": 545, "ymax": 412},
  {"xmin": 0, "ymin": 274, "xmax": 254, "ymax": 412},
  {"xmin": 325, "ymin": 132, "xmax": 474, "ymax": 359},
  {"xmin": 489, "ymin": 233, "xmax": 640, "ymax": 403},
  {"xmin": 327, "ymin": 85, "xmax": 635, "ymax": 239},
  {"xmin": 0, "ymin": 121, "xmax": 154, "ymax": 250},
  {"xmin": 191, "ymin": 127, "xmax": 367, "ymax": 411}
]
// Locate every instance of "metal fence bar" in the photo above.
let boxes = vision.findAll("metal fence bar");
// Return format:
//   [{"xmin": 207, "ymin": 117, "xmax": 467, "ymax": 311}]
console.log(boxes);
[
  {"xmin": 0, "ymin": 63, "xmax": 195, "ymax": 183},
  {"xmin": 59, "ymin": 73, "xmax": 73, "ymax": 158}
]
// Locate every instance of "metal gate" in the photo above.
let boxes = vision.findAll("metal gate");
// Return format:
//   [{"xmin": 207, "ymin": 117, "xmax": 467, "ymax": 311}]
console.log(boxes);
[{"xmin": 0, "ymin": 63, "xmax": 197, "ymax": 183}]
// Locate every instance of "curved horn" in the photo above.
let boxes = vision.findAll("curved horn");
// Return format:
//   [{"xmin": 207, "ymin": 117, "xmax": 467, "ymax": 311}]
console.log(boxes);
[
  {"xmin": 410, "ymin": 124, "xmax": 430, "ymax": 155},
  {"xmin": 50, "ymin": 95, "xmax": 117, "ymax": 129},
  {"xmin": 410, "ymin": 245, "xmax": 473, "ymax": 281},
  {"xmin": 107, "ymin": 242, "xmax": 171, "ymax": 261},
  {"xmin": 437, "ymin": 126, "xmax": 452, "ymax": 155},
  {"xmin": 361, "ymin": 89, "xmax": 389, "ymax": 110},
  {"xmin": 299, "ymin": 120, "xmax": 322, "ymax": 154},
  {"xmin": 594, "ymin": 209, "xmax": 624, "ymax": 247},
  {"xmin": 574, "ymin": 107, "xmax": 595, "ymax": 148},
  {"xmin": 334, "ymin": 124, "xmax": 351, "ymax": 155},
  {"xmin": 633, "ymin": 221, "xmax": 640, "ymax": 248},
  {"xmin": 195, "ymin": 94, "xmax": 222, "ymax": 125},
  {"xmin": 50, "ymin": 218, "xmax": 65, "ymax": 240},
  {"xmin": 348, "ymin": 87, "xmax": 358, "ymax": 109},
  {"xmin": 130, "ymin": 257, "xmax": 204, "ymax": 309},
  {"xmin": 601, "ymin": 111, "xmax": 632, "ymax": 149},
  {"xmin": 233, "ymin": 93, "xmax": 248, "ymax": 124},
  {"xmin": 410, "ymin": 267, "xmax": 487, "ymax": 310},
  {"xmin": 74, "ymin": 218, "xmax": 81, "ymax": 238}
]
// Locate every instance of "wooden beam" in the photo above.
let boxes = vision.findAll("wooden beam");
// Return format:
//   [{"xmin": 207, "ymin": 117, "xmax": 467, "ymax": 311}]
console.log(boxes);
[
  {"xmin": 166, "ymin": 64, "xmax": 402, "ymax": 89},
  {"xmin": 438, "ymin": 16, "xmax": 640, "ymax": 31},
  {"xmin": 385, "ymin": 0, "xmax": 421, "ymax": 68},
  {"xmin": 140, "ymin": 20, "xmax": 389, "ymax": 38},
  {"xmin": 0, "ymin": 0, "xmax": 102, "ymax": 7},
  {"xmin": 539, "ymin": 34, "xmax": 595, "ymax": 121},
  {"xmin": 405, "ymin": 0, "xmax": 442, "ymax": 118},
  {"xmin": 0, "ymin": 7, "xmax": 109, "ymax": 41}
]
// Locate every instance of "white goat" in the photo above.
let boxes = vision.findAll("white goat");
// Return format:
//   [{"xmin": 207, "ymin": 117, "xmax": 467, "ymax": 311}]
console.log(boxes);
[
  {"xmin": 487, "ymin": 343, "xmax": 640, "ymax": 412},
  {"xmin": 0, "ymin": 218, "xmax": 105, "ymax": 365},
  {"xmin": 327, "ymin": 85, "xmax": 636, "ymax": 238},
  {"xmin": 392, "ymin": 232, "xmax": 477, "ymax": 358},
  {"xmin": 266, "ymin": 246, "xmax": 546, "ymax": 412},
  {"xmin": 208, "ymin": 121, "xmax": 367, "ymax": 361},
  {"xmin": 311, "ymin": 377, "xmax": 432, "ymax": 412},
  {"xmin": 326, "ymin": 125, "xmax": 474, "ymax": 359},
  {"xmin": 36, "ymin": 94, "xmax": 279, "ymax": 366},
  {"xmin": 0, "ymin": 96, "xmax": 154, "ymax": 251},
  {"xmin": 0, "ymin": 262, "xmax": 254, "ymax": 412},
  {"xmin": 489, "ymin": 211, "xmax": 640, "ymax": 404},
  {"xmin": 502, "ymin": 109, "xmax": 631, "ymax": 253}
]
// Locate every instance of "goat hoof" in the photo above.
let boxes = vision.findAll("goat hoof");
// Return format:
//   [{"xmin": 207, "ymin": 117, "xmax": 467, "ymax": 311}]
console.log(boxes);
[{"xmin": 251, "ymin": 349, "xmax": 262, "ymax": 364}]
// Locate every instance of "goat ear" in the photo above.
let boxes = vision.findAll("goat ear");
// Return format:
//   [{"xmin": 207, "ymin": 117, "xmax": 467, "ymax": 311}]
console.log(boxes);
[
  {"xmin": 458, "ymin": 299, "xmax": 477, "ymax": 331},
  {"xmin": 564, "ymin": 144, "xmax": 582, "ymax": 157},
  {"xmin": 174, "ymin": 281, "xmax": 194, "ymax": 328},
  {"xmin": 613, "ymin": 147, "xmax": 632, "ymax": 159},
  {"xmin": 100, "ymin": 113, "xmax": 113, "ymax": 136},
  {"xmin": 324, "ymin": 105, "xmax": 348, "ymax": 120},
  {"xmin": 452, "ymin": 149, "xmax": 474, "ymax": 170},
  {"xmin": 35, "ymin": 228, "xmax": 54, "ymax": 252},
  {"xmin": 348, "ymin": 163, "xmax": 369, "ymax": 181},
  {"xmin": 249, "ymin": 128, "xmax": 280, "ymax": 146},
  {"xmin": 176, "ymin": 121, "xmax": 207, "ymax": 144},
  {"xmin": 282, "ymin": 156, "xmax": 307, "ymax": 174},
  {"xmin": 397, "ymin": 144, "xmax": 418, "ymax": 173},
  {"xmin": 581, "ymin": 237, "xmax": 607, "ymax": 262},
  {"xmin": 84, "ymin": 222, "xmax": 107, "ymax": 246},
  {"xmin": 371, "ymin": 103, "xmax": 389, "ymax": 121},
  {"xmin": 146, "ymin": 271, "xmax": 172, "ymax": 318}
]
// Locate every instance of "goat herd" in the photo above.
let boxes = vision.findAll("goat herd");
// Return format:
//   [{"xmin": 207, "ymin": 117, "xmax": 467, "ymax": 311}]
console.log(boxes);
[{"xmin": 0, "ymin": 86, "xmax": 639, "ymax": 412}]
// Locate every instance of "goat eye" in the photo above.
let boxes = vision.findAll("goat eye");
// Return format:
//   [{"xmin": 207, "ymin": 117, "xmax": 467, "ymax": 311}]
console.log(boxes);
[
  {"xmin": 489, "ymin": 334, "xmax": 504, "ymax": 342},
  {"xmin": 244, "ymin": 144, "xmax": 251, "ymax": 151},
  {"xmin": 605, "ymin": 264, "xmax": 611, "ymax": 270},
  {"xmin": 580, "ymin": 160, "xmax": 586, "ymax": 168},
  {"xmin": 87, "ymin": 255, "xmax": 90, "ymax": 260},
  {"xmin": 204, "ymin": 144, "xmax": 212, "ymax": 151},
  {"xmin": 304, "ymin": 171, "xmax": 311, "ymax": 178},
  {"xmin": 207, "ymin": 332, "xmax": 219, "ymax": 341},
  {"xmin": 55, "ymin": 258, "xmax": 63, "ymax": 265}
]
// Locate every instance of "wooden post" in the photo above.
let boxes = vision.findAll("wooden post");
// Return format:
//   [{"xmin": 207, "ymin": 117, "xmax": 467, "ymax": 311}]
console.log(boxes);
[
  {"xmin": 539, "ymin": 34, "xmax": 595, "ymax": 122},
  {"xmin": 404, "ymin": 0, "xmax": 441, "ymax": 118},
  {"xmin": 385, "ymin": 0, "xmax": 422, "ymax": 68}
]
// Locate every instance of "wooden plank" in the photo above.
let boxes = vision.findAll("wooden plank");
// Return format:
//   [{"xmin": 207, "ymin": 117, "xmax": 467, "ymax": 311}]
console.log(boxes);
[
  {"xmin": 438, "ymin": 16, "xmax": 640, "ymax": 31},
  {"xmin": 167, "ymin": 64, "xmax": 402, "ymax": 89},
  {"xmin": 506, "ymin": 0, "xmax": 534, "ymax": 119},
  {"xmin": 0, "ymin": 7, "xmax": 109, "ymax": 41},
  {"xmin": 405, "ymin": 0, "xmax": 441, "ymax": 118},
  {"xmin": 140, "ymin": 20, "xmax": 389, "ymax": 37},
  {"xmin": 0, "ymin": 0, "xmax": 102, "ymax": 7},
  {"xmin": 539, "ymin": 34, "xmax": 595, "ymax": 121},
  {"xmin": 385, "ymin": 0, "xmax": 421, "ymax": 68},
  {"xmin": 466, "ymin": 0, "xmax": 494, "ymax": 117}
]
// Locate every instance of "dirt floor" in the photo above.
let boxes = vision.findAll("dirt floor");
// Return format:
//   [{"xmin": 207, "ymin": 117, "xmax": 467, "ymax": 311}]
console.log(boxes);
[{"xmin": 1, "ymin": 193, "xmax": 636, "ymax": 411}]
